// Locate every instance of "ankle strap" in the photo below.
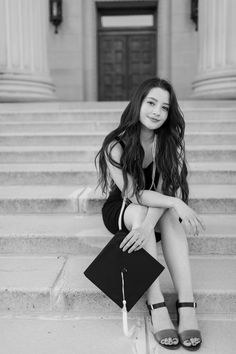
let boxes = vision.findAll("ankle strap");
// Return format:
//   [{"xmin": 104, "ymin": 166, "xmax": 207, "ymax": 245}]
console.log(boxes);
[
  {"xmin": 176, "ymin": 301, "xmax": 197, "ymax": 309},
  {"xmin": 146, "ymin": 301, "xmax": 166, "ymax": 311}
]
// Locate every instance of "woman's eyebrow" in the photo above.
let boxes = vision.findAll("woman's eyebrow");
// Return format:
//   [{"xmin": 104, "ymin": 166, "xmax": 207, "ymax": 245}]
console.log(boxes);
[{"xmin": 147, "ymin": 96, "xmax": 170, "ymax": 106}]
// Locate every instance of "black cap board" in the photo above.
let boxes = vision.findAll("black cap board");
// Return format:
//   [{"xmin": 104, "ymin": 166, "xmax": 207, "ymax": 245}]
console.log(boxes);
[{"xmin": 84, "ymin": 230, "xmax": 165, "ymax": 312}]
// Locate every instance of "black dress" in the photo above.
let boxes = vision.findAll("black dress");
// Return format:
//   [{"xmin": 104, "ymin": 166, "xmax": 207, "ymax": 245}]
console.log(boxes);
[{"xmin": 102, "ymin": 140, "xmax": 162, "ymax": 242}]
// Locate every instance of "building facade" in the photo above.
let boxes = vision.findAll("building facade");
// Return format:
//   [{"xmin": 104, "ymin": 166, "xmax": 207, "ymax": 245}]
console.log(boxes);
[{"xmin": 0, "ymin": 0, "xmax": 236, "ymax": 102}]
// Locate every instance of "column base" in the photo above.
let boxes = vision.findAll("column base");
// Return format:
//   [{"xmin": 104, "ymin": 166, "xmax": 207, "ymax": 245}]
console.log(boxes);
[
  {"xmin": 192, "ymin": 70, "xmax": 236, "ymax": 99},
  {"xmin": 0, "ymin": 74, "xmax": 56, "ymax": 102}
]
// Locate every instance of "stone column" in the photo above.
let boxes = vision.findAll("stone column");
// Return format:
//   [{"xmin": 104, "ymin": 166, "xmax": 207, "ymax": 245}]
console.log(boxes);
[
  {"xmin": 192, "ymin": 0, "xmax": 236, "ymax": 99},
  {"xmin": 0, "ymin": 0, "xmax": 56, "ymax": 102},
  {"xmin": 157, "ymin": 0, "xmax": 171, "ymax": 80},
  {"xmin": 82, "ymin": 0, "xmax": 97, "ymax": 101}
]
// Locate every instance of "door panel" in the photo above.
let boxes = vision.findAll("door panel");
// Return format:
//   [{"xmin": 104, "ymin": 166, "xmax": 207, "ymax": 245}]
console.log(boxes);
[
  {"xmin": 127, "ymin": 34, "xmax": 156, "ymax": 98},
  {"xmin": 98, "ymin": 32, "xmax": 156, "ymax": 100},
  {"xmin": 98, "ymin": 35, "xmax": 127, "ymax": 101}
]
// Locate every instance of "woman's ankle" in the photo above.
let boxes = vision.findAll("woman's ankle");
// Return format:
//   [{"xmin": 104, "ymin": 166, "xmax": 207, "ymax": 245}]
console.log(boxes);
[
  {"xmin": 177, "ymin": 290, "xmax": 195, "ymax": 303},
  {"xmin": 147, "ymin": 292, "xmax": 165, "ymax": 305}
]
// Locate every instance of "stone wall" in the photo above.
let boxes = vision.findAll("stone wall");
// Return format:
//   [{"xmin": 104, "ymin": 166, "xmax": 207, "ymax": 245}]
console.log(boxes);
[
  {"xmin": 170, "ymin": 0, "xmax": 198, "ymax": 99},
  {"xmin": 48, "ymin": 0, "xmax": 84, "ymax": 101}
]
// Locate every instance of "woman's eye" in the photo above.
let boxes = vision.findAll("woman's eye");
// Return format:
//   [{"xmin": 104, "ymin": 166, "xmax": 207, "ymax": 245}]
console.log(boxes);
[
  {"xmin": 147, "ymin": 101, "xmax": 155, "ymax": 106},
  {"xmin": 162, "ymin": 106, "xmax": 169, "ymax": 111}
]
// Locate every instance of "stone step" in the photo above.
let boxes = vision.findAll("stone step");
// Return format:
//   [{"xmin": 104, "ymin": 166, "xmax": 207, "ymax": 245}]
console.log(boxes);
[
  {"xmin": 0, "ymin": 162, "xmax": 235, "ymax": 185},
  {"xmin": 0, "ymin": 184, "xmax": 235, "ymax": 214},
  {"xmin": 0, "ymin": 100, "xmax": 235, "ymax": 110},
  {"xmin": 0, "ymin": 132, "xmax": 235, "ymax": 146},
  {"xmin": 0, "ymin": 101, "xmax": 236, "ymax": 122},
  {"xmin": 0, "ymin": 109, "xmax": 235, "ymax": 123},
  {"xmin": 0, "ymin": 255, "xmax": 235, "ymax": 316},
  {"xmin": 80, "ymin": 184, "xmax": 236, "ymax": 214},
  {"xmin": 0, "ymin": 214, "xmax": 235, "ymax": 256},
  {"xmin": 186, "ymin": 145, "xmax": 236, "ymax": 162},
  {"xmin": 1, "ymin": 316, "xmax": 236, "ymax": 354},
  {"xmin": 1, "ymin": 119, "xmax": 236, "ymax": 133},
  {"xmin": 0, "ymin": 316, "xmax": 138, "ymax": 354},
  {"xmin": 1, "ymin": 145, "xmax": 236, "ymax": 163},
  {"xmin": 0, "ymin": 108, "xmax": 235, "ymax": 122},
  {"xmin": 0, "ymin": 185, "xmax": 85, "ymax": 214}
]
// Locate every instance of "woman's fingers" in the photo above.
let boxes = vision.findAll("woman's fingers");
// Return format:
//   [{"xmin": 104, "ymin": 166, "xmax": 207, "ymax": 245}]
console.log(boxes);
[
  {"xmin": 122, "ymin": 236, "xmax": 136, "ymax": 252},
  {"xmin": 177, "ymin": 202, "xmax": 206, "ymax": 236},
  {"xmin": 182, "ymin": 214, "xmax": 199, "ymax": 236},
  {"xmin": 184, "ymin": 213, "xmax": 205, "ymax": 236},
  {"xmin": 182, "ymin": 217, "xmax": 191, "ymax": 234},
  {"xmin": 196, "ymin": 215, "xmax": 206, "ymax": 231},
  {"xmin": 127, "ymin": 241, "xmax": 140, "ymax": 253},
  {"xmin": 121, "ymin": 233, "xmax": 142, "ymax": 252},
  {"xmin": 128, "ymin": 239, "xmax": 145, "ymax": 253},
  {"xmin": 119, "ymin": 229, "xmax": 146, "ymax": 252},
  {"xmin": 135, "ymin": 239, "xmax": 146, "ymax": 251},
  {"xmin": 119, "ymin": 231, "xmax": 134, "ymax": 249},
  {"xmin": 189, "ymin": 216, "xmax": 199, "ymax": 236},
  {"xmin": 191, "ymin": 213, "xmax": 206, "ymax": 235}
]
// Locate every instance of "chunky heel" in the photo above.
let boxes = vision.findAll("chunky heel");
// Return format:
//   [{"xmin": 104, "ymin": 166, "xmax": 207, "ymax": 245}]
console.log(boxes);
[
  {"xmin": 146, "ymin": 301, "xmax": 180, "ymax": 350},
  {"xmin": 176, "ymin": 301, "xmax": 202, "ymax": 351}
]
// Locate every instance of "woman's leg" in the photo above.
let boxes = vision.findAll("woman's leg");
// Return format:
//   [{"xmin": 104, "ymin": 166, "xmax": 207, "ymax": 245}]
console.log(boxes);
[
  {"xmin": 158, "ymin": 208, "xmax": 200, "ymax": 346},
  {"xmin": 123, "ymin": 204, "xmax": 176, "ymax": 340}
]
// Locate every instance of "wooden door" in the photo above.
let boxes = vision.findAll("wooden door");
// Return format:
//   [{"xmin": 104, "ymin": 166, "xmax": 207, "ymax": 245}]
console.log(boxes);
[
  {"xmin": 127, "ymin": 34, "xmax": 156, "ymax": 98},
  {"xmin": 98, "ymin": 35, "xmax": 127, "ymax": 101},
  {"xmin": 98, "ymin": 32, "xmax": 156, "ymax": 101}
]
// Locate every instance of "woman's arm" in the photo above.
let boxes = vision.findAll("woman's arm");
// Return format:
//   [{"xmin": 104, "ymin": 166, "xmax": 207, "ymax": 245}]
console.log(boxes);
[
  {"xmin": 106, "ymin": 142, "xmax": 205, "ymax": 234},
  {"xmin": 106, "ymin": 142, "xmax": 176, "ymax": 209}
]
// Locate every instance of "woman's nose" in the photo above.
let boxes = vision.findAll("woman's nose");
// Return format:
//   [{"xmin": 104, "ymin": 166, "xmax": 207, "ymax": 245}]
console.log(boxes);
[{"xmin": 153, "ymin": 105, "xmax": 161, "ymax": 116}]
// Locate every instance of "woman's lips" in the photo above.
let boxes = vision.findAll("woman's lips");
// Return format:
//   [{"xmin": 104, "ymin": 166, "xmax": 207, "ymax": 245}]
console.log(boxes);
[{"xmin": 148, "ymin": 116, "xmax": 160, "ymax": 122}]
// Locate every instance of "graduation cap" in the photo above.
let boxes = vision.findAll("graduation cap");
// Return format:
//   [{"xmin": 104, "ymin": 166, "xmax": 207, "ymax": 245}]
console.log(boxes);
[{"xmin": 84, "ymin": 229, "xmax": 165, "ymax": 335}]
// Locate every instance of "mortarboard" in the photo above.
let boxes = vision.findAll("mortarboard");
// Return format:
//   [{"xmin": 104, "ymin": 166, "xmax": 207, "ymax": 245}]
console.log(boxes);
[{"xmin": 84, "ymin": 229, "xmax": 165, "ymax": 312}]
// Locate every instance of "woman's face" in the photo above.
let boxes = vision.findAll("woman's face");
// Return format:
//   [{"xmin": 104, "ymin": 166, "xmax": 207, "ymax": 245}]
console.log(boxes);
[{"xmin": 139, "ymin": 87, "xmax": 170, "ymax": 131}]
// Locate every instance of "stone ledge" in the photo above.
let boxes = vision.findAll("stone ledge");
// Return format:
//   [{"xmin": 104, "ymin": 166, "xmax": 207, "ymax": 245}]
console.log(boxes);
[
  {"xmin": 60, "ymin": 256, "xmax": 236, "ymax": 316},
  {"xmin": 0, "ymin": 256, "xmax": 66, "ymax": 314},
  {"xmin": 1, "ymin": 316, "xmax": 236, "ymax": 354},
  {"xmin": 1, "ymin": 255, "xmax": 235, "ymax": 316},
  {"xmin": 0, "ymin": 214, "xmax": 235, "ymax": 256}
]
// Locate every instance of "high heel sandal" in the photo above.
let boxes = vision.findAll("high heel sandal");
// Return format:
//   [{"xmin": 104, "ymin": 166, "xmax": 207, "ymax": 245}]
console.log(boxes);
[
  {"xmin": 176, "ymin": 301, "xmax": 202, "ymax": 351},
  {"xmin": 146, "ymin": 301, "xmax": 180, "ymax": 350}
]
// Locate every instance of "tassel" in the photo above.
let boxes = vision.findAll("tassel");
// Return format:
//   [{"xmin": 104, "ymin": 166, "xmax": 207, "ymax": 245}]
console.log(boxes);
[
  {"xmin": 122, "ymin": 300, "xmax": 130, "ymax": 337},
  {"xmin": 121, "ymin": 271, "xmax": 135, "ymax": 337},
  {"xmin": 119, "ymin": 198, "xmax": 135, "ymax": 337}
]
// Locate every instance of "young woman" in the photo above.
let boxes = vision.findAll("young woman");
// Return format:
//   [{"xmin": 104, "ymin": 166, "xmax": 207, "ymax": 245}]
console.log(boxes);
[{"xmin": 96, "ymin": 78, "xmax": 204, "ymax": 351}]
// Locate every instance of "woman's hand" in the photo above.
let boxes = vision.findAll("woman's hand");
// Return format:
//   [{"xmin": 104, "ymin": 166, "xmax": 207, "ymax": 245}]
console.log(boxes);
[
  {"xmin": 119, "ymin": 225, "xmax": 153, "ymax": 253},
  {"xmin": 173, "ymin": 198, "xmax": 205, "ymax": 236}
]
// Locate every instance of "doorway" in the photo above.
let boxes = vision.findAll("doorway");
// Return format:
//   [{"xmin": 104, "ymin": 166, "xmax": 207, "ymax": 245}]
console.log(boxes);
[{"xmin": 97, "ymin": 6, "xmax": 157, "ymax": 101}]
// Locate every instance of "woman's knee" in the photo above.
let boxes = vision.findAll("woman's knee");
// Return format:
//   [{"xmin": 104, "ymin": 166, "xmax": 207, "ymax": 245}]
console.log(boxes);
[
  {"xmin": 159, "ymin": 208, "xmax": 187, "ymax": 243},
  {"xmin": 124, "ymin": 204, "xmax": 148, "ymax": 230},
  {"xmin": 159, "ymin": 208, "xmax": 180, "ymax": 229}
]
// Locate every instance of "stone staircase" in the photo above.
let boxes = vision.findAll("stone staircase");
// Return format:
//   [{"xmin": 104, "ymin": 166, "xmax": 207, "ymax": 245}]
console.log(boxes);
[{"xmin": 0, "ymin": 101, "xmax": 236, "ymax": 354}]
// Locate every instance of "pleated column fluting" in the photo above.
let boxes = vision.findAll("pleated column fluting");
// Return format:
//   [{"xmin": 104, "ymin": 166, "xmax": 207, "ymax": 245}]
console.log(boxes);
[
  {"xmin": 192, "ymin": 0, "xmax": 236, "ymax": 99},
  {"xmin": 0, "ymin": 0, "xmax": 56, "ymax": 101}
]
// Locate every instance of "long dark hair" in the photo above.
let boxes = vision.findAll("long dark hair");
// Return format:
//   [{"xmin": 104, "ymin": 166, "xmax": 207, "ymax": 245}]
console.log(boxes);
[{"xmin": 95, "ymin": 77, "xmax": 189, "ymax": 203}]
